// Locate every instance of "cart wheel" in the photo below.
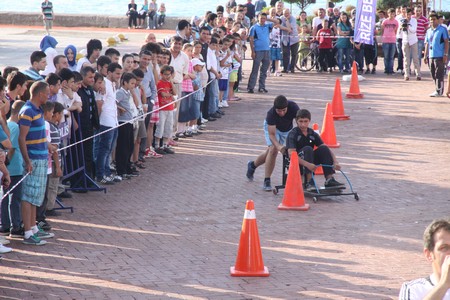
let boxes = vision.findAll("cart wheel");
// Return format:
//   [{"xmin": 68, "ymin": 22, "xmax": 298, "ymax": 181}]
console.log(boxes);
[
  {"xmin": 272, "ymin": 188, "xmax": 278, "ymax": 195},
  {"xmin": 313, "ymin": 197, "xmax": 318, "ymax": 203},
  {"xmin": 354, "ymin": 193, "xmax": 359, "ymax": 201}
]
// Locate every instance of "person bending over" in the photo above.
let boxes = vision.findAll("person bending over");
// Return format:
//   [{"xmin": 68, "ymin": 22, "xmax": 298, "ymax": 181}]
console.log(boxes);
[
  {"xmin": 285, "ymin": 109, "xmax": 343, "ymax": 191},
  {"xmin": 246, "ymin": 95, "xmax": 299, "ymax": 191}
]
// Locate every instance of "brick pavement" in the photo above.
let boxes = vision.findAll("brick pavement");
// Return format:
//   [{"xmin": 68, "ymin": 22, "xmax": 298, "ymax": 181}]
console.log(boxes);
[{"xmin": 1, "ymin": 26, "xmax": 450, "ymax": 299}]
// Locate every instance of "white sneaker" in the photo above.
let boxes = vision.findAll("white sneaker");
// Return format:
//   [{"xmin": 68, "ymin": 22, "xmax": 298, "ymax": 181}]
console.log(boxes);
[
  {"xmin": 201, "ymin": 117, "xmax": 208, "ymax": 124},
  {"xmin": 0, "ymin": 244, "xmax": 12, "ymax": 254},
  {"xmin": 222, "ymin": 100, "xmax": 229, "ymax": 107},
  {"xmin": 0, "ymin": 236, "xmax": 10, "ymax": 245},
  {"xmin": 218, "ymin": 101, "xmax": 223, "ymax": 108},
  {"xmin": 429, "ymin": 91, "xmax": 443, "ymax": 97}
]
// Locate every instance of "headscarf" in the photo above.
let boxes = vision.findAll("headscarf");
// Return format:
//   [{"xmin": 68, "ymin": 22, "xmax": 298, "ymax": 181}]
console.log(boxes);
[
  {"xmin": 64, "ymin": 45, "xmax": 78, "ymax": 67},
  {"xmin": 39, "ymin": 35, "xmax": 58, "ymax": 52}
]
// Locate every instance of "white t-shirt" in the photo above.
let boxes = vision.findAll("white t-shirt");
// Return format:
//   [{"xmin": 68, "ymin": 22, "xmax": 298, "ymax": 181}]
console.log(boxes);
[
  {"xmin": 170, "ymin": 51, "xmax": 189, "ymax": 84},
  {"xmin": 218, "ymin": 50, "xmax": 231, "ymax": 79},
  {"xmin": 41, "ymin": 47, "xmax": 58, "ymax": 76},
  {"xmin": 312, "ymin": 16, "xmax": 329, "ymax": 31},
  {"xmin": 396, "ymin": 14, "xmax": 406, "ymax": 38},
  {"xmin": 399, "ymin": 274, "xmax": 450, "ymax": 300},
  {"xmin": 207, "ymin": 47, "xmax": 218, "ymax": 80},
  {"xmin": 76, "ymin": 57, "xmax": 92, "ymax": 72},
  {"xmin": 100, "ymin": 77, "xmax": 118, "ymax": 128}
]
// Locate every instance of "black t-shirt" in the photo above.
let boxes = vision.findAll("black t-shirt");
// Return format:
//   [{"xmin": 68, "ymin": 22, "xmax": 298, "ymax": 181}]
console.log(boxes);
[
  {"xmin": 286, "ymin": 127, "xmax": 323, "ymax": 152},
  {"xmin": 265, "ymin": 101, "xmax": 300, "ymax": 132}
]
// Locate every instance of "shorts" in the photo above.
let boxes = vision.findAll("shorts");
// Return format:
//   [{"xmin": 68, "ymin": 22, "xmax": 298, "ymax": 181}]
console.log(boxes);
[
  {"xmin": 263, "ymin": 120, "xmax": 289, "ymax": 147},
  {"xmin": 44, "ymin": 19, "xmax": 53, "ymax": 30},
  {"xmin": 137, "ymin": 120, "xmax": 147, "ymax": 139},
  {"xmin": 229, "ymin": 71, "xmax": 238, "ymax": 83},
  {"xmin": 22, "ymin": 159, "xmax": 48, "ymax": 206},
  {"xmin": 270, "ymin": 47, "xmax": 282, "ymax": 61},
  {"xmin": 218, "ymin": 79, "xmax": 228, "ymax": 91}
]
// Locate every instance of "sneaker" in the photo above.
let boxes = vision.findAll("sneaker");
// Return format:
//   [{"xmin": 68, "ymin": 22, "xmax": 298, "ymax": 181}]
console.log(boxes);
[
  {"xmin": 207, "ymin": 117, "xmax": 217, "ymax": 122},
  {"xmin": 23, "ymin": 235, "xmax": 47, "ymax": 245},
  {"xmin": 416, "ymin": 76, "xmax": 421, "ymax": 81},
  {"xmin": 201, "ymin": 117, "xmax": 209, "ymax": 124},
  {"xmin": 371, "ymin": 68, "xmax": 376, "ymax": 74},
  {"xmin": 10, "ymin": 227, "xmax": 24, "ymax": 238},
  {"xmin": 365, "ymin": 69, "xmax": 370, "ymax": 74},
  {"xmin": 324, "ymin": 177, "xmax": 345, "ymax": 188},
  {"xmin": 263, "ymin": 179, "xmax": 272, "ymax": 191},
  {"xmin": 404, "ymin": 76, "xmax": 409, "ymax": 81},
  {"xmin": 218, "ymin": 101, "xmax": 223, "ymax": 108},
  {"xmin": 109, "ymin": 161, "xmax": 116, "ymax": 171},
  {"xmin": 247, "ymin": 89, "xmax": 254, "ymax": 93},
  {"xmin": 0, "ymin": 244, "xmax": 12, "ymax": 253},
  {"xmin": 155, "ymin": 147, "xmax": 166, "ymax": 155},
  {"xmin": 305, "ymin": 180, "xmax": 317, "ymax": 192},
  {"xmin": 183, "ymin": 131, "xmax": 193, "ymax": 137},
  {"xmin": 0, "ymin": 228, "xmax": 9, "ymax": 236},
  {"xmin": 97, "ymin": 176, "xmax": 115, "ymax": 185},
  {"xmin": 163, "ymin": 146, "xmax": 175, "ymax": 154},
  {"xmin": 175, "ymin": 132, "xmax": 186, "ymax": 138},
  {"xmin": 37, "ymin": 220, "xmax": 52, "ymax": 231},
  {"xmin": 210, "ymin": 112, "xmax": 222, "ymax": 118},
  {"xmin": 198, "ymin": 124, "xmax": 207, "ymax": 130},
  {"xmin": 167, "ymin": 140, "xmax": 178, "ymax": 147},
  {"xmin": 429, "ymin": 91, "xmax": 443, "ymax": 97},
  {"xmin": 246, "ymin": 161, "xmax": 256, "ymax": 181},
  {"xmin": 113, "ymin": 175, "xmax": 122, "ymax": 182},
  {"xmin": 0, "ymin": 236, "xmax": 10, "ymax": 245},
  {"xmin": 128, "ymin": 171, "xmax": 140, "ymax": 177},
  {"xmin": 222, "ymin": 100, "xmax": 229, "ymax": 107},
  {"xmin": 35, "ymin": 228, "xmax": 55, "ymax": 239},
  {"xmin": 258, "ymin": 88, "xmax": 268, "ymax": 93}
]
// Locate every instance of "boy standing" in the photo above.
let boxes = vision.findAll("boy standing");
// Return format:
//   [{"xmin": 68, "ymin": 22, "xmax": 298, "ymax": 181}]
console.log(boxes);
[
  {"xmin": 41, "ymin": 0, "xmax": 54, "ymax": 35},
  {"xmin": 317, "ymin": 19, "xmax": 333, "ymax": 72},
  {"xmin": 18, "ymin": 81, "xmax": 54, "ymax": 245}
]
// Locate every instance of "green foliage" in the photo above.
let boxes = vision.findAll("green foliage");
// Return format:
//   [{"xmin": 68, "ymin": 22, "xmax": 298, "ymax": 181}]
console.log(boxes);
[
  {"xmin": 377, "ymin": 0, "xmax": 409, "ymax": 11},
  {"xmin": 284, "ymin": 0, "xmax": 317, "ymax": 12}
]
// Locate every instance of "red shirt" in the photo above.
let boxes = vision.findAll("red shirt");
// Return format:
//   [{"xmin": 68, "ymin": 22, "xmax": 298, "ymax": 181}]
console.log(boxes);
[
  {"xmin": 157, "ymin": 80, "xmax": 174, "ymax": 111},
  {"xmin": 317, "ymin": 28, "xmax": 332, "ymax": 49},
  {"xmin": 413, "ymin": 15, "xmax": 429, "ymax": 40}
]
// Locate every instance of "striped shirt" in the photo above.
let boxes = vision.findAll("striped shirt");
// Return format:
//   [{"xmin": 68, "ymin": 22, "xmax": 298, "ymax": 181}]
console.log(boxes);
[
  {"xmin": 41, "ymin": 1, "xmax": 54, "ymax": 20},
  {"xmin": 414, "ymin": 15, "xmax": 430, "ymax": 40},
  {"xmin": 18, "ymin": 101, "xmax": 48, "ymax": 160},
  {"xmin": 399, "ymin": 275, "xmax": 450, "ymax": 300}
]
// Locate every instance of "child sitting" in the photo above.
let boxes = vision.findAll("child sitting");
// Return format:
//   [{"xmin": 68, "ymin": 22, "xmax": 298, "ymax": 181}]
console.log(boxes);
[{"xmin": 285, "ymin": 109, "xmax": 344, "ymax": 191}]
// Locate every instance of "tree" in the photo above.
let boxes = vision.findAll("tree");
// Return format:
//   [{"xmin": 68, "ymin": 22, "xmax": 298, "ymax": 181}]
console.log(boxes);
[
  {"xmin": 377, "ymin": 0, "xmax": 409, "ymax": 11},
  {"xmin": 284, "ymin": 0, "xmax": 317, "ymax": 12}
]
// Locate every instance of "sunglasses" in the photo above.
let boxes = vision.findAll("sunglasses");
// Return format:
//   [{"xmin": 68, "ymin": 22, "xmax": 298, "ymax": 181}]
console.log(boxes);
[{"xmin": 134, "ymin": 60, "xmax": 140, "ymax": 64}]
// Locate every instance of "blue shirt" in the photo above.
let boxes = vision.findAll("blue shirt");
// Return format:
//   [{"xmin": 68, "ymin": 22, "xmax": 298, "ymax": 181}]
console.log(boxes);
[
  {"xmin": 7, "ymin": 121, "xmax": 24, "ymax": 177},
  {"xmin": 18, "ymin": 101, "xmax": 48, "ymax": 160},
  {"xmin": 425, "ymin": 25, "xmax": 449, "ymax": 58},
  {"xmin": 249, "ymin": 22, "xmax": 273, "ymax": 51}
]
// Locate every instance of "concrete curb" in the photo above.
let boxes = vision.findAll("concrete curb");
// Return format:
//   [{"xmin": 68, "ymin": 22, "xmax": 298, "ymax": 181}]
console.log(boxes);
[{"xmin": 0, "ymin": 12, "xmax": 186, "ymax": 29}]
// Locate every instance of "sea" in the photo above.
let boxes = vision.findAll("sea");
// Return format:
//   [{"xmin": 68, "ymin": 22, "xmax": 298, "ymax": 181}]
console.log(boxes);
[{"xmin": 0, "ymin": 0, "xmax": 362, "ymax": 18}]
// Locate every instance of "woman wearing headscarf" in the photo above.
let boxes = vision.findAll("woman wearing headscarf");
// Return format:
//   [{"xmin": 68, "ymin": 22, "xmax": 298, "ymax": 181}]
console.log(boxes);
[
  {"xmin": 39, "ymin": 35, "xmax": 58, "ymax": 76},
  {"xmin": 64, "ymin": 45, "xmax": 77, "ymax": 72}
]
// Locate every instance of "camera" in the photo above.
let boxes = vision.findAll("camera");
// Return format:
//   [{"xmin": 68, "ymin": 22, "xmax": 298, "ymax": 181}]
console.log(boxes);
[{"xmin": 401, "ymin": 19, "xmax": 409, "ymax": 31}]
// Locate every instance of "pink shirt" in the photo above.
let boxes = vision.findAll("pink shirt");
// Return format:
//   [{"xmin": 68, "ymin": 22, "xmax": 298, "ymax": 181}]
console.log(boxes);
[{"xmin": 382, "ymin": 18, "xmax": 399, "ymax": 44}]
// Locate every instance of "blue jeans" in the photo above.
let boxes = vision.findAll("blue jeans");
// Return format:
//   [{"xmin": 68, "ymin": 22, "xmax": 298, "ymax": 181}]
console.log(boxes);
[
  {"xmin": 337, "ymin": 48, "xmax": 351, "ymax": 72},
  {"xmin": 417, "ymin": 39, "xmax": 425, "ymax": 68},
  {"xmin": 95, "ymin": 125, "xmax": 118, "ymax": 179},
  {"xmin": 208, "ymin": 79, "xmax": 219, "ymax": 114},
  {"xmin": 382, "ymin": 43, "xmax": 396, "ymax": 73},
  {"xmin": 0, "ymin": 176, "xmax": 22, "ymax": 230}
]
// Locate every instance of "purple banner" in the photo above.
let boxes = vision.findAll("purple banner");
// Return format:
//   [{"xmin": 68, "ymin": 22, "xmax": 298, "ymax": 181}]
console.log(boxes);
[{"xmin": 354, "ymin": 0, "xmax": 377, "ymax": 44}]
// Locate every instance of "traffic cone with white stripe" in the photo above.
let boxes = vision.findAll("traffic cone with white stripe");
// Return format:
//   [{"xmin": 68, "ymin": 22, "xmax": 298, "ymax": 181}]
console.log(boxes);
[
  {"xmin": 278, "ymin": 151, "xmax": 310, "ymax": 211},
  {"xmin": 230, "ymin": 200, "xmax": 269, "ymax": 277}
]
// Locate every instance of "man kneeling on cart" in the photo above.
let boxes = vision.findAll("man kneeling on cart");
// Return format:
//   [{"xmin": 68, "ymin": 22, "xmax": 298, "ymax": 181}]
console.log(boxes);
[{"xmin": 285, "ymin": 109, "xmax": 344, "ymax": 192}]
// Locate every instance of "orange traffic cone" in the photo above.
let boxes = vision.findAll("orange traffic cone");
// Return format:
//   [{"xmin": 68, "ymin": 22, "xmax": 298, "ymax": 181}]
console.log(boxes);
[
  {"xmin": 346, "ymin": 61, "xmax": 364, "ymax": 99},
  {"xmin": 331, "ymin": 79, "xmax": 350, "ymax": 120},
  {"xmin": 230, "ymin": 200, "xmax": 269, "ymax": 277},
  {"xmin": 278, "ymin": 151, "xmax": 310, "ymax": 211},
  {"xmin": 312, "ymin": 123, "xmax": 323, "ymax": 175},
  {"xmin": 321, "ymin": 103, "xmax": 340, "ymax": 148}
]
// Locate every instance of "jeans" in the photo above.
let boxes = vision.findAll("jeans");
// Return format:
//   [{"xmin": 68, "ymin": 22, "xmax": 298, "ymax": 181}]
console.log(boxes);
[
  {"xmin": 247, "ymin": 50, "xmax": 270, "ymax": 90},
  {"xmin": 0, "ymin": 175, "xmax": 22, "ymax": 230},
  {"xmin": 95, "ymin": 125, "xmax": 118, "ymax": 179},
  {"xmin": 382, "ymin": 43, "xmax": 396, "ymax": 73},
  {"xmin": 147, "ymin": 13, "xmax": 158, "ymax": 29},
  {"xmin": 337, "ymin": 48, "xmax": 351, "ymax": 71},
  {"xmin": 208, "ymin": 79, "xmax": 219, "ymax": 114},
  {"xmin": 396, "ymin": 38, "xmax": 404, "ymax": 71},
  {"xmin": 417, "ymin": 39, "xmax": 425, "ymax": 68},
  {"xmin": 282, "ymin": 42, "xmax": 299, "ymax": 72}
]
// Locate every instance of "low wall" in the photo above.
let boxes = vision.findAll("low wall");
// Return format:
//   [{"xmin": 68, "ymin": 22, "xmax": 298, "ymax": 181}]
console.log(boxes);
[{"xmin": 0, "ymin": 12, "xmax": 184, "ymax": 29}]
